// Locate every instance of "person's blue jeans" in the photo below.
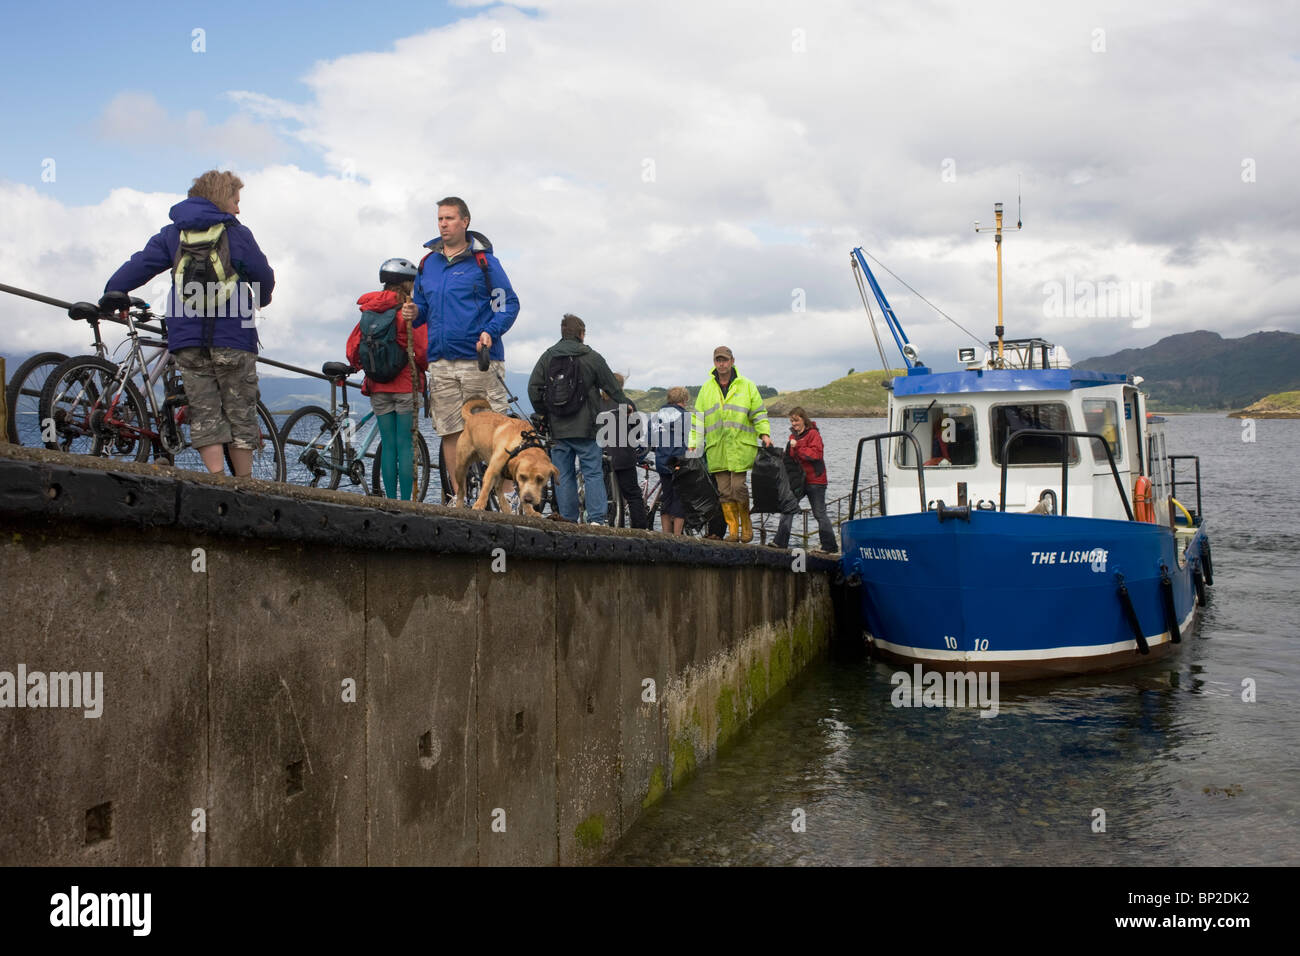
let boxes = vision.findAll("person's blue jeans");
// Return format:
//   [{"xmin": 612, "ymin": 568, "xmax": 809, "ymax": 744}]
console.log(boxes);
[
  {"xmin": 552, "ymin": 437, "xmax": 607, "ymax": 524},
  {"xmin": 775, "ymin": 483, "xmax": 837, "ymax": 551}
]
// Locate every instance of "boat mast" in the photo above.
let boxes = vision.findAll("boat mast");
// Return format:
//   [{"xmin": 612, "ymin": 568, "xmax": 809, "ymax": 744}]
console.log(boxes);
[{"xmin": 974, "ymin": 198, "xmax": 1021, "ymax": 368}]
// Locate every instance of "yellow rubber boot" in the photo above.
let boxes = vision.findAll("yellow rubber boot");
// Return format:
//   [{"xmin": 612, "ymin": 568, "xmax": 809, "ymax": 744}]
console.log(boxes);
[
  {"xmin": 739, "ymin": 507, "xmax": 754, "ymax": 543},
  {"xmin": 722, "ymin": 501, "xmax": 741, "ymax": 540}
]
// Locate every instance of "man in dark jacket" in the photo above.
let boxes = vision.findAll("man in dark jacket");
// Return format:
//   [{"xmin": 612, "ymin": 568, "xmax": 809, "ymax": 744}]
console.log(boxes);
[
  {"xmin": 104, "ymin": 169, "xmax": 274, "ymax": 477},
  {"xmin": 528, "ymin": 313, "xmax": 630, "ymax": 524}
]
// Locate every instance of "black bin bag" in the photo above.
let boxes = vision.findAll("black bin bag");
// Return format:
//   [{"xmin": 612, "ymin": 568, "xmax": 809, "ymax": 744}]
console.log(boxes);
[
  {"xmin": 784, "ymin": 452, "xmax": 807, "ymax": 502},
  {"xmin": 752, "ymin": 446, "xmax": 801, "ymax": 514},
  {"xmin": 673, "ymin": 455, "xmax": 721, "ymax": 532}
]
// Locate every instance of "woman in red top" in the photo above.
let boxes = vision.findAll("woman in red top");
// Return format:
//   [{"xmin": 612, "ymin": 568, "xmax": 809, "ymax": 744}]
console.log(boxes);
[
  {"xmin": 345, "ymin": 259, "xmax": 429, "ymax": 500},
  {"xmin": 773, "ymin": 406, "xmax": 837, "ymax": 552}
]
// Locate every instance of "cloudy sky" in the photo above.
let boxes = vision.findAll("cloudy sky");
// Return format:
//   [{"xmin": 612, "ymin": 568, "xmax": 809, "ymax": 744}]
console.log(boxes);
[{"xmin": 1, "ymin": 0, "xmax": 1296, "ymax": 392}]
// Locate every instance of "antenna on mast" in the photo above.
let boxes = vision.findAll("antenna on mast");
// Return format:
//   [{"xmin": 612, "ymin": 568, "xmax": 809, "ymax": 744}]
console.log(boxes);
[
  {"xmin": 1017, "ymin": 174, "xmax": 1023, "ymax": 229},
  {"xmin": 975, "ymin": 197, "xmax": 1023, "ymax": 368}
]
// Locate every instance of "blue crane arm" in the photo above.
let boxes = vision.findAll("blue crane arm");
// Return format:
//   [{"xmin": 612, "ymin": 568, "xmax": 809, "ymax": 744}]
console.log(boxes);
[{"xmin": 852, "ymin": 247, "xmax": 914, "ymax": 369}]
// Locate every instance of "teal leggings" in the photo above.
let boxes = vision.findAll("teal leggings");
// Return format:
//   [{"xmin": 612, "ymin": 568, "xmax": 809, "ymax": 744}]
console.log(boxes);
[{"xmin": 376, "ymin": 411, "xmax": 415, "ymax": 500}]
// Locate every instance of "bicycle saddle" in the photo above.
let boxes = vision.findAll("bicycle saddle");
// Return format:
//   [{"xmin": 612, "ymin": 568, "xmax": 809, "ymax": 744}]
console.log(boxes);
[
  {"xmin": 68, "ymin": 301, "xmax": 101, "ymax": 322},
  {"xmin": 98, "ymin": 290, "xmax": 132, "ymax": 313},
  {"xmin": 321, "ymin": 361, "xmax": 353, "ymax": 380},
  {"xmin": 130, "ymin": 296, "xmax": 150, "ymax": 310}
]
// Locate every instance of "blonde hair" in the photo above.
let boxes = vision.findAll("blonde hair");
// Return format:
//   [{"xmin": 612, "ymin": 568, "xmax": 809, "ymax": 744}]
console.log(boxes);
[
  {"xmin": 666, "ymin": 386, "xmax": 689, "ymax": 406},
  {"xmin": 188, "ymin": 170, "xmax": 244, "ymax": 209},
  {"xmin": 384, "ymin": 280, "xmax": 414, "ymax": 306}
]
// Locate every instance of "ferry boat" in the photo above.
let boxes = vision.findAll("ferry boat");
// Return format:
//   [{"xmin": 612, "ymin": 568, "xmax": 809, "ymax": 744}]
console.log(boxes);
[{"xmin": 838, "ymin": 204, "xmax": 1213, "ymax": 680}]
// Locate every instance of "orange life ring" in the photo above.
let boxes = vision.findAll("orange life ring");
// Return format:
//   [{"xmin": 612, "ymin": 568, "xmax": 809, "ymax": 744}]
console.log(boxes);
[{"xmin": 1134, "ymin": 476, "xmax": 1155, "ymax": 523}]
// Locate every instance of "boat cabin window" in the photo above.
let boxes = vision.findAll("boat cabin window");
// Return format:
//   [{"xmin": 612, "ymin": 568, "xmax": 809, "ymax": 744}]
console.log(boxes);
[
  {"xmin": 1082, "ymin": 399, "xmax": 1123, "ymax": 463},
  {"xmin": 896, "ymin": 403, "xmax": 978, "ymax": 468},
  {"xmin": 990, "ymin": 402, "xmax": 1078, "ymax": 465}
]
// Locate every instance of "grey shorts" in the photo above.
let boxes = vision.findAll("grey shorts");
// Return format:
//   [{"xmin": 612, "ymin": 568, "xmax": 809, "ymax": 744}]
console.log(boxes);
[
  {"xmin": 370, "ymin": 391, "xmax": 415, "ymax": 416},
  {"xmin": 172, "ymin": 347, "xmax": 261, "ymax": 449},
  {"xmin": 430, "ymin": 358, "xmax": 510, "ymax": 435}
]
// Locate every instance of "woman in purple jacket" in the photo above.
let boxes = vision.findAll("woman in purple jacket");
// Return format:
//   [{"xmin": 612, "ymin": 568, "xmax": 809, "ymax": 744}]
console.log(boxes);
[{"xmin": 104, "ymin": 169, "xmax": 274, "ymax": 477}]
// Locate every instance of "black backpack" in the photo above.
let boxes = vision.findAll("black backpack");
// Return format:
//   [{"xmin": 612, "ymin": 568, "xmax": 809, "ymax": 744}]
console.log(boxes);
[
  {"xmin": 357, "ymin": 307, "xmax": 407, "ymax": 383},
  {"xmin": 544, "ymin": 354, "xmax": 587, "ymax": 417}
]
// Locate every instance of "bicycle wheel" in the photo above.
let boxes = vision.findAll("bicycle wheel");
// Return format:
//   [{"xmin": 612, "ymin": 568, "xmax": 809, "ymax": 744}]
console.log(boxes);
[
  {"xmin": 40, "ymin": 355, "xmax": 151, "ymax": 462},
  {"xmin": 5, "ymin": 350, "xmax": 66, "ymax": 447},
  {"xmin": 279, "ymin": 404, "xmax": 338, "ymax": 489},
  {"xmin": 606, "ymin": 463, "xmax": 624, "ymax": 527},
  {"xmin": 226, "ymin": 401, "xmax": 285, "ymax": 482},
  {"xmin": 371, "ymin": 430, "xmax": 430, "ymax": 501},
  {"xmin": 644, "ymin": 471, "xmax": 662, "ymax": 530}
]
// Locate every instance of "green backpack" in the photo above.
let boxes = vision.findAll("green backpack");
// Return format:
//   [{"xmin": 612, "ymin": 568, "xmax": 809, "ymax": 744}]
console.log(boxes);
[{"xmin": 172, "ymin": 223, "xmax": 240, "ymax": 315}]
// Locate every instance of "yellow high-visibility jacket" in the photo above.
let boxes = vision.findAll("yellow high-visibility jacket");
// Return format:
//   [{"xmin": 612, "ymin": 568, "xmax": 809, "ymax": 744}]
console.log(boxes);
[{"xmin": 688, "ymin": 367, "xmax": 771, "ymax": 473}]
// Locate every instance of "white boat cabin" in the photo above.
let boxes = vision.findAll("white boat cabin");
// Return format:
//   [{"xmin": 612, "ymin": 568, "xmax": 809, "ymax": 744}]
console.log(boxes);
[{"xmin": 880, "ymin": 339, "xmax": 1180, "ymax": 522}]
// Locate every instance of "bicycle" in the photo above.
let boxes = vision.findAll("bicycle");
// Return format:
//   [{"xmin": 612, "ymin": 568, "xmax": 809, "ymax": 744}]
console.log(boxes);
[
  {"xmin": 5, "ymin": 350, "xmax": 68, "ymax": 447},
  {"xmin": 279, "ymin": 361, "xmax": 431, "ymax": 500},
  {"xmin": 40, "ymin": 292, "xmax": 285, "ymax": 480},
  {"xmin": 610, "ymin": 454, "xmax": 665, "ymax": 530}
]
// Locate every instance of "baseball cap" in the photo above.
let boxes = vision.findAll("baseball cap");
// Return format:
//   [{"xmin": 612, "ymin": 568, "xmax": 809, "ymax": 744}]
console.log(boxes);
[{"xmin": 713, "ymin": 346, "xmax": 734, "ymax": 360}]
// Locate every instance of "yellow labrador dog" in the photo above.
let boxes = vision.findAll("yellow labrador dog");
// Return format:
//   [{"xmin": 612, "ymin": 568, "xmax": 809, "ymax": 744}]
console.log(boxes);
[{"xmin": 454, "ymin": 397, "xmax": 558, "ymax": 515}]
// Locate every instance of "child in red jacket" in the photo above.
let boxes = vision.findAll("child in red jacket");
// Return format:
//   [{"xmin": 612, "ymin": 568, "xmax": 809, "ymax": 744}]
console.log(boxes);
[
  {"xmin": 774, "ymin": 406, "xmax": 837, "ymax": 552},
  {"xmin": 345, "ymin": 258, "xmax": 429, "ymax": 500}
]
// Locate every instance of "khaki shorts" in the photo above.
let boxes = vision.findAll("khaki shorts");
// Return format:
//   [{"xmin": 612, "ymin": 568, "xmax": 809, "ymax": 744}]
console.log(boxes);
[
  {"xmin": 370, "ymin": 391, "xmax": 415, "ymax": 416},
  {"xmin": 172, "ymin": 347, "xmax": 261, "ymax": 449},
  {"xmin": 430, "ymin": 358, "xmax": 510, "ymax": 435}
]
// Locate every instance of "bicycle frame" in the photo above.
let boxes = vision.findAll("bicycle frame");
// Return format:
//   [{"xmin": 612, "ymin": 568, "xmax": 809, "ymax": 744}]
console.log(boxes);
[
  {"xmin": 329, "ymin": 410, "xmax": 381, "ymax": 480},
  {"xmin": 52, "ymin": 310, "xmax": 174, "ymax": 453},
  {"xmin": 300, "ymin": 381, "xmax": 383, "ymax": 486}
]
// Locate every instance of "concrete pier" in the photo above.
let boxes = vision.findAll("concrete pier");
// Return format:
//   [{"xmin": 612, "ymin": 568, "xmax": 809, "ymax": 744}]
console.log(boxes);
[{"xmin": 0, "ymin": 445, "xmax": 835, "ymax": 865}]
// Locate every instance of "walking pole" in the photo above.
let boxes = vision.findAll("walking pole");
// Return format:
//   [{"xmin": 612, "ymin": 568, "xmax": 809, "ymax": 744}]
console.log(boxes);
[{"xmin": 403, "ymin": 294, "xmax": 420, "ymax": 501}]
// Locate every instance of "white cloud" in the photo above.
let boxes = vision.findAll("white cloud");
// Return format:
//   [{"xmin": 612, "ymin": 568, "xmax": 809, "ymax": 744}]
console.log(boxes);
[
  {"xmin": 3, "ymin": 0, "xmax": 1298, "ymax": 394},
  {"xmin": 94, "ymin": 91, "xmax": 287, "ymax": 164}
]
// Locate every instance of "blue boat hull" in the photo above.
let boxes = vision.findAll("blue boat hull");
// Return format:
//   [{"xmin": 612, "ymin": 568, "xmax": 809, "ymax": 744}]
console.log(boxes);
[{"xmin": 839, "ymin": 511, "xmax": 1208, "ymax": 680}]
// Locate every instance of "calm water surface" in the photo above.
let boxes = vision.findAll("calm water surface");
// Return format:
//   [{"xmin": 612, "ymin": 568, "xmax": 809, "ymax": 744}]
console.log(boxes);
[{"xmin": 609, "ymin": 414, "xmax": 1300, "ymax": 865}]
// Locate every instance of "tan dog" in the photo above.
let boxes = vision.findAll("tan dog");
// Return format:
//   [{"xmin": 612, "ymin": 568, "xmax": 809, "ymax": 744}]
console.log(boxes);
[{"xmin": 454, "ymin": 397, "xmax": 558, "ymax": 515}]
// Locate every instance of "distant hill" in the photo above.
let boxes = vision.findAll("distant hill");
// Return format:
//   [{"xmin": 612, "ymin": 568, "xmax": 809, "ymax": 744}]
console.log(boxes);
[
  {"xmin": 766, "ymin": 369, "xmax": 905, "ymax": 417},
  {"xmin": 626, "ymin": 372, "xmax": 898, "ymax": 417},
  {"xmin": 624, "ymin": 383, "xmax": 778, "ymax": 412},
  {"xmin": 1229, "ymin": 390, "xmax": 1300, "ymax": 419},
  {"xmin": 1077, "ymin": 330, "xmax": 1300, "ymax": 411}
]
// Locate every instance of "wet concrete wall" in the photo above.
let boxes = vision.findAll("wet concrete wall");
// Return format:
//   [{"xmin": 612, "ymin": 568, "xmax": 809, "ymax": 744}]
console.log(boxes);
[{"xmin": 0, "ymin": 446, "xmax": 834, "ymax": 865}]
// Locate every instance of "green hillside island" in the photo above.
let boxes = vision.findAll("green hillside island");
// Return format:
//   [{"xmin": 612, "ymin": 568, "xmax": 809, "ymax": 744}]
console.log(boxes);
[
  {"xmin": 623, "ymin": 383, "xmax": 778, "ymax": 412},
  {"xmin": 1077, "ymin": 329, "xmax": 1300, "ymax": 411},
  {"xmin": 1228, "ymin": 390, "xmax": 1300, "ymax": 419},
  {"xmin": 626, "ymin": 369, "xmax": 903, "ymax": 418}
]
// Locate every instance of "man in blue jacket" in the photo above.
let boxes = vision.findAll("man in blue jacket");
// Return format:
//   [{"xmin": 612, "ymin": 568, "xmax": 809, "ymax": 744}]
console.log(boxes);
[
  {"xmin": 104, "ymin": 169, "xmax": 274, "ymax": 477},
  {"xmin": 401, "ymin": 197, "xmax": 519, "ymax": 499}
]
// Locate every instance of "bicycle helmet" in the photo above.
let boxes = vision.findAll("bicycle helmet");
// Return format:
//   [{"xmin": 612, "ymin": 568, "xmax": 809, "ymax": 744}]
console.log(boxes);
[{"xmin": 379, "ymin": 257, "xmax": 418, "ymax": 285}]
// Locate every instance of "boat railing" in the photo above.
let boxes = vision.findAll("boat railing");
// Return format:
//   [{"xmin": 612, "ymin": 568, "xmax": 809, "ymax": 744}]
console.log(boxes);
[
  {"xmin": 848, "ymin": 431, "xmax": 927, "ymax": 519},
  {"xmin": 998, "ymin": 428, "xmax": 1134, "ymax": 519},
  {"xmin": 1168, "ymin": 455, "xmax": 1203, "ymax": 521}
]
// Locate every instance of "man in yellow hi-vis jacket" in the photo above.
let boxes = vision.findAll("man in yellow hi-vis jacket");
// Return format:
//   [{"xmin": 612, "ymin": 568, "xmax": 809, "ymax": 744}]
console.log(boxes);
[{"xmin": 688, "ymin": 345, "xmax": 773, "ymax": 542}]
